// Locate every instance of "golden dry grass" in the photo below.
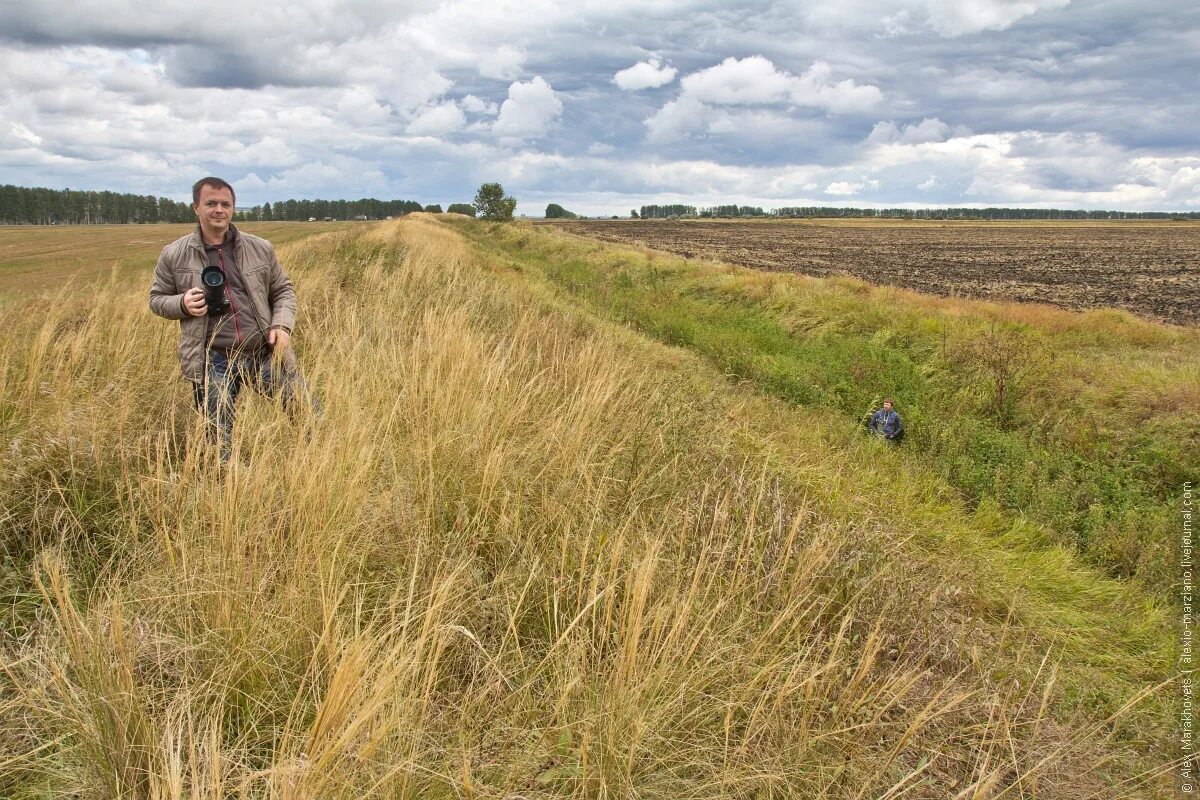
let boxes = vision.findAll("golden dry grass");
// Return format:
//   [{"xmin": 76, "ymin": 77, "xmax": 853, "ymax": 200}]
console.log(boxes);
[
  {"xmin": 0, "ymin": 221, "xmax": 345, "ymax": 297},
  {"xmin": 0, "ymin": 215, "xmax": 1177, "ymax": 797}
]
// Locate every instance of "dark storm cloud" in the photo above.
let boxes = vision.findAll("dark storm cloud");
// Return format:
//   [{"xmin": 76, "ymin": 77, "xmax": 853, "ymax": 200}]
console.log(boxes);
[
  {"xmin": 1027, "ymin": 164, "xmax": 1113, "ymax": 192},
  {"xmin": 0, "ymin": 0, "xmax": 419, "ymax": 89},
  {"xmin": 164, "ymin": 46, "xmax": 340, "ymax": 90},
  {"xmin": 0, "ymin": 0, "xmax": 412, "ymax": 46},
  {"xmin": 0, "ymin": 8, "xmax": 189, "ymax": 47}
]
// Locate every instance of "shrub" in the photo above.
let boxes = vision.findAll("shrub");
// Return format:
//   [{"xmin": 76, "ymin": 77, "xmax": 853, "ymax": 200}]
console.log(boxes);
[{"xmin": 545, "ymin": 203, "xmax": 577, "ymax": 219}]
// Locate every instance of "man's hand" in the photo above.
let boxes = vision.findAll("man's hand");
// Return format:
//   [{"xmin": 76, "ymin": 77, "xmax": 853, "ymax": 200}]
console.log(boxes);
[
  {"xmin": 183, "ymin": 288, "xmax": 207, "ymax": 317},
  {"xmin": 269, "ymin": 327, "xmax": 291, "ymax": 351}
]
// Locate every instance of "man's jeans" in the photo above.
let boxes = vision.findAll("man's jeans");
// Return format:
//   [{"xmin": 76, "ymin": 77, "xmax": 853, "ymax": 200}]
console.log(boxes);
[{"xmin": 193, "ymin": 348, "xmax": 310, "ymax": 461}]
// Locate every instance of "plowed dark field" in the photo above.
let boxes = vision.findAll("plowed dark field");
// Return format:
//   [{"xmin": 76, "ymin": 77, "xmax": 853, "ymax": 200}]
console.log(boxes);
[{"xmin": 544, "ymin": 219, "xmax": 1200, "ymax": 325}]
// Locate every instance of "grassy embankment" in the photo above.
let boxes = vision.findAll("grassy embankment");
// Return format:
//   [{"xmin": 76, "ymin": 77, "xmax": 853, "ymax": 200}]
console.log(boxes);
[
  {"xmin": 461, "ymin": 220, "xmax": 1198, "ymax": 597},
  {"xmin": 0, "ymin": 216, "xmax": 1178, "ymax": 797}
]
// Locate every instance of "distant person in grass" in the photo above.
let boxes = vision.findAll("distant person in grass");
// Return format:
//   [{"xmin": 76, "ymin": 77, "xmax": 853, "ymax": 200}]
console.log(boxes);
[
  {"xmin": 869, "ymin": 398, "xmax": 905, "ymax": 443},
  {"xmin": 149, "ymin": 177, "xmax": 309, "ymax": 461}
]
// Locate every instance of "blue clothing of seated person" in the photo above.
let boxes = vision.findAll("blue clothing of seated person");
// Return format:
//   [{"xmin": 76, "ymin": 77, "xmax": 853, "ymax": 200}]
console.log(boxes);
[{"xmin": 869, "ymin": 399, "xmax": 904, "ymax": 442}]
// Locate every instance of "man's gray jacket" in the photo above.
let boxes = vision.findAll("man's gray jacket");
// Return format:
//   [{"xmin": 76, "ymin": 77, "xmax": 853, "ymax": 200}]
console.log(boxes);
[{"xmin": 149, "ymin": 227, "xmax": 296, "ymax": 383}]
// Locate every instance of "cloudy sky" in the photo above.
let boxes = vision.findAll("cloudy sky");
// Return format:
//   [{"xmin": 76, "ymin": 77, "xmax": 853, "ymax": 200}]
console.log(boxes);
[{"xmin": 1, "ymin": 0, "xmax": 1197, "ymax": 214}]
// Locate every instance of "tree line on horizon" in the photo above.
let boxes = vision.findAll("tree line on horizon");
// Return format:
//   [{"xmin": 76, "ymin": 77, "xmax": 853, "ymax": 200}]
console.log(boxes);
[
  {"xmin": 0, "ymin": 184, "xmax": 476, "ymax": 225},
  {"xmin": 637, "ymin": 203, "xmax": 1200, "ymax": 220},
  {"xmin": 0, "ymin": 185, "xmax": 196, "ymax": 225},
  {"xmin": 3, "ymin": 184, "xmax": 1196, "ymax": 225},
  {"xmin": 235, "ymin": 198, "xmax": 427, "ymax": 222}
]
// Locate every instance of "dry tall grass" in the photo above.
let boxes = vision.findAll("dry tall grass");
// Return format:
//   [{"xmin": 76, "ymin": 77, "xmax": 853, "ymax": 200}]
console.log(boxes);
[
  {"xmin": 0, "ymin": 222, "xmax": 343, "ymax": 297},
  {"xmin": 0, "ymin": 216, "xmax": 1174, "ymax": 797}
]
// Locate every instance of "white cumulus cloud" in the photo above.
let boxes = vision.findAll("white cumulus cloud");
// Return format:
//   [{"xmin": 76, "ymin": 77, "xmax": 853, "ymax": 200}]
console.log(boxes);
[
  {"xmin": 478, "ymin": 44, "xmax": 525, "ymax": 80},
  {"xmin": 407, "ymin": 101, "xmax": 465, "ymax": 136},
  {"xmin": 679, "ymin": 56, "xmax": 795, "ymax": 105},
  {"xmin": 10, "ymin": 122, "xmax": 42, "ymax": 146},
  {"xmin": 613, "ymin": 58, "xmax": 678, "ymax": 90},
  {"xmin": 924, "ymin": 0, "xmax": 1071, "ymax": 36},
  {"xmin": 492, "ymin": 76, "xmax": 562, "ymax": 140},
  {"xmin": 677, "ymin": 56, "xmax": 881, "ymax": 112},
  {"xmin": 789, "ymin": 60, "xmax": 883, "ymax": 113},
  {"xmin": 461, "ymin": 94, "xmax": 499, "ymax": 115},
  {"xmin": 868, "ymin": 117, "xmax": 960, "ymax": 145},
  {"xmin": 644, "ymin": 95, "xmax": 712, "ymax": 142},
  {"xmin": 645, "ymin": 56, "xmax": 881, "ymax": 143},
  {"xmin": 222, "ymin": 135, "xmax": 301, "ymax": 167},
  {"xmin": 825, "ymin": 178, "xmax": 879, "ymax": 195}
]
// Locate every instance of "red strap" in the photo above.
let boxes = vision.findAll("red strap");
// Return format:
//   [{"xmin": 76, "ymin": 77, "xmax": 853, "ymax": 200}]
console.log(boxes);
[{"xmin": 217, "ymin": 249, "xmax": 243, "ymax": 345}]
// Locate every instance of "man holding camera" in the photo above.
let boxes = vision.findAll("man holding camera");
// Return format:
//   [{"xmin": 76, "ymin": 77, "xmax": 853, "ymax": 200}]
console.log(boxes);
[{"xmin": 149, "ymin": 177, "xmax": 303, "ymax": 461}]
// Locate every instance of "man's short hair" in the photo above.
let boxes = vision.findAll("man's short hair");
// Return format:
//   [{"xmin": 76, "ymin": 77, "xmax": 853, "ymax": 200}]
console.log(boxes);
[
  {"xmin": 883, "ymin": 398, "xmax": 894, "ymax": 405},
  {"xmin": 193, "ymin": 177, "xmax": 236, "ymax": 206}
]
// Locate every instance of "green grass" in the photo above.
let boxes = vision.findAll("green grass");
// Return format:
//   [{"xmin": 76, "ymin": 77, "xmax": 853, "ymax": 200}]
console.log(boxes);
[
  {"xmin": 457, "ymin": 220, "xmax": 1198, "ymax": 598},
  {"xmin": 452, "ymin": 215, "xmax": 1184, "ymax": 758}
]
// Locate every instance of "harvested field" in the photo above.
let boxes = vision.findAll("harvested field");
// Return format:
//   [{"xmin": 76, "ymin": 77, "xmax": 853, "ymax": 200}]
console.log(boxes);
[
  {"xmin": 0, "ymin": 221, "xmax": 345, "ymax": 297},
  {"xmin": 545, "ymin": 218, "xmax": 1200, "ymax": 325}
]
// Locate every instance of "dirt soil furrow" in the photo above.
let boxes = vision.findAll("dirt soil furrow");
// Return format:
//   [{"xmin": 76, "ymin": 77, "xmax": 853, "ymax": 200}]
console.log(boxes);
[{"xmin": 545, "ymin": 219, "xmax": 1200, "ymax": 325}]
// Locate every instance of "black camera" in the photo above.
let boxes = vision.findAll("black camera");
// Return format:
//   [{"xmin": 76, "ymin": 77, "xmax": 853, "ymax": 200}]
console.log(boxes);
[{"xmin": 201, "ymin": 266, "xmax": 230, "ymax": 317}]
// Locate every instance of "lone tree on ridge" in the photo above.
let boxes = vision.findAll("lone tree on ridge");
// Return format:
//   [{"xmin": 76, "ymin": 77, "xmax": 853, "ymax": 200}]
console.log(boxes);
[{"xmin": 473, "ymin": 183, "xmax": 517, "ymax": 221}]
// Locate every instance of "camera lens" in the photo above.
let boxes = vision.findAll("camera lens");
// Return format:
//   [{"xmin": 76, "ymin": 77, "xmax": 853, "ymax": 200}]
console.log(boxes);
[
  {"xmin": 201, "ymin": 266, "xmax": 229, "ymax": 317},
  {"xmin": 202, "ymin": 267, "xmax": 225, "ymax": 288}
]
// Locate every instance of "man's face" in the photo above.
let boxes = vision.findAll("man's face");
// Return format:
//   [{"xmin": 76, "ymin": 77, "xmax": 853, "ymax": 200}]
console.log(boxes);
[
  {"xmin": 194, "ymin": 184, "xmax": 234, "ymax": 239},
  {"xmin": 883, "ymin": 402, "xmax": 893, "ymax": 411}
]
